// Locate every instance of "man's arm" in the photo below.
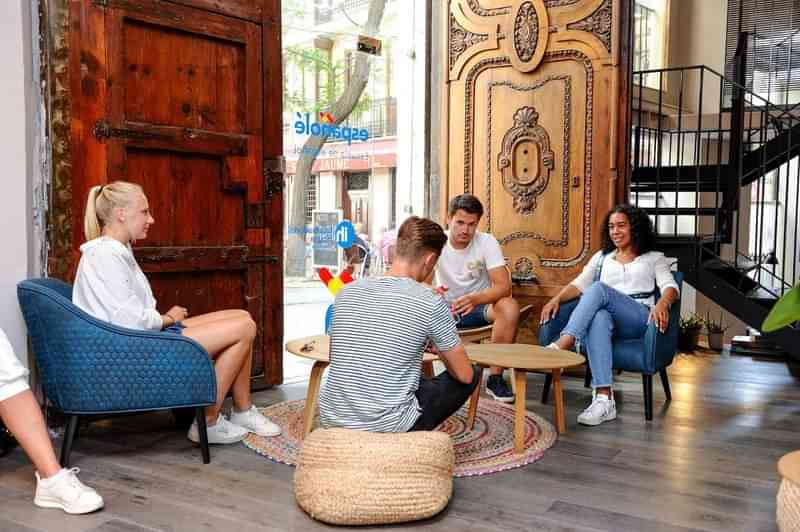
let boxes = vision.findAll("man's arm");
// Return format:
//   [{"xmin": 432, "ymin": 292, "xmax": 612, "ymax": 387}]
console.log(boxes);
[
  {"xmin": 437, "ymin": 343, "xmax": 474, "ymax": 384},
  {"xmin": 452, "ymin": 266, "xmax": 510, "ymax": 316}
]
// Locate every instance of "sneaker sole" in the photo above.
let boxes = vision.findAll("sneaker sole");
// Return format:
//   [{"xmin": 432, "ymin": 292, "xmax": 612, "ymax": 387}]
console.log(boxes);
[
  {"xmin": 486, "ymin": 389, "xmax": 515, "ymax": 403},
  {"xmin": 577, "ymin": 412, "xmax": 617, "ymax": 426},
  {"xmin": 250, "ymin": 428, "xmax": 282, "ymax": 437},
  {"xmin": 187, "ymin": 433, "xmax": 247, "ymax": 445},
  {"xmin": 34, "ymin": 496, "xmax": 104, "ymax": 515}
]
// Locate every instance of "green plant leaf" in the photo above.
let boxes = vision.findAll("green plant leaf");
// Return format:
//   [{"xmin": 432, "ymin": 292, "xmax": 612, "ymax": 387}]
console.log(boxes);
[{"xmin": 762, "ymin": 284, "xmax": 800, "ymax": 332}]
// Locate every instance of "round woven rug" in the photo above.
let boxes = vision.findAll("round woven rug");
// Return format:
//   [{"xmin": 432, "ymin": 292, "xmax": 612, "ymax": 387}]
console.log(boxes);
[{"xmin": 243, "ymin": 399, "xmax": 557, "ymax": 477}]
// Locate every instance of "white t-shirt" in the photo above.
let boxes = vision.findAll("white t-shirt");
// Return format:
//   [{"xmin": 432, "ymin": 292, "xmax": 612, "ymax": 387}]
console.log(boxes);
[
  {"xmin": 434, "ymin": 231, "xmax": 506, "ymax": 303},
  {"xmin": 73, "ymin": 236, "xmax": 163, "ymax": 331},
  {"xmin": 0, "ymin": 328, "xmax": 29, "ymax": 401}
]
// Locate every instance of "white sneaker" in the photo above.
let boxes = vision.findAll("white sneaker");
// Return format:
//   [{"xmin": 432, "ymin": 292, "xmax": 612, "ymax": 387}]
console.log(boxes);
[
  {"xmin": 230, "ymin": 405, "xmax": 281, "ymax": 437},
  {"xmin": 187, "ymin": 414, "xmax": 248, "ymax": 445},
  {"xmin": 34, "ymin": 468, "xmax": 104, "ymax": 515},
  {"xmin": 577, "ymin": 393, "xmax": 617, "ymax": 426}
]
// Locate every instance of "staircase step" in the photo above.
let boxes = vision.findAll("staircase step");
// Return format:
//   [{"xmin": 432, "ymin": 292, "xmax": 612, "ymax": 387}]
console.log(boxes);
[{"xmin": 642, "ymin": 207, "xmax": 719, "ymax": 216}]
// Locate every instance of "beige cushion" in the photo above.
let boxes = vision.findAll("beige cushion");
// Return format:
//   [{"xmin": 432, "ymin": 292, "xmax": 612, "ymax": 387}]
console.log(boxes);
[
  {"xmin": 778, "ymin": 451, "xmax": 800, "ymax": 531},
  {"xmin": 294, "ymin": 428, "xmax": 454, "ymax": 525}
]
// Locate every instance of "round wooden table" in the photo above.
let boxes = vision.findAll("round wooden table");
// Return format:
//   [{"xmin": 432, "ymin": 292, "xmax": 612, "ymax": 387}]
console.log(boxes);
[
  {"xmin": 285, "ymin": 335, "xmax": 439, "ymax": 439},
  {"xmin": 464, "ymin": 343, "xmax": 584, "ymax": 453}
]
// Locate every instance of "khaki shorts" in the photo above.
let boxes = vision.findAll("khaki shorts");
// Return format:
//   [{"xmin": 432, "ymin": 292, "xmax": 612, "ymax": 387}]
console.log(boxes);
[{"xmin": 0, "ymin": 329, "xmax": 29, "ymax": 402}]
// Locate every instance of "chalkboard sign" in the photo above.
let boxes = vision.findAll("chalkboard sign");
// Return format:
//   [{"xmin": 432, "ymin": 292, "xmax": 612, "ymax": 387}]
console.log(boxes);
[{"xmin": 312, "ymin": 209, "xmax": 342, "ymax": 271}]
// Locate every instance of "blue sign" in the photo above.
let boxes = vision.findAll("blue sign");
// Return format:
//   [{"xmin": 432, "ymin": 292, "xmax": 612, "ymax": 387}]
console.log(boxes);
[
  {"xmin": 335, "ymin": 220, "xmax": 356, "ymax": 249},
  {"xmin": 293, "ymin": 113, "xmax": 370, "ymax": 145}
]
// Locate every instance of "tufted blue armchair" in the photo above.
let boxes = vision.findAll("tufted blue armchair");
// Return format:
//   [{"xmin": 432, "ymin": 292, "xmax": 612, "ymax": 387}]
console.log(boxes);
[
  {"xmin": 539, "ymin": 272, "xmax": 683, "ymax": 420},
  {"xmin": 17, "ymin": 278, "xmax": 216, "ymax": 465}
]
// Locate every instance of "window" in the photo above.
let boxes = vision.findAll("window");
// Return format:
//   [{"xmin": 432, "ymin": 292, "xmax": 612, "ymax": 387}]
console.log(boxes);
[
  {"xmin": 633, "ymin": 0, "xmax": 668, "ymax": 89},
  {"xmin": 304, "ymin": 174, "xmax": 317, "ymax": 226},
  {"xmin": 725, "ymin": 0, "xmax": 800, "ymax": 106}
]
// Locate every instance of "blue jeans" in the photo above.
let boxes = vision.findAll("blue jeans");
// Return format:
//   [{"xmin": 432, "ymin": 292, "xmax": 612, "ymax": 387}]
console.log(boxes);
[
  {"xmin": 456, "ymin": 304, "xmax": 490, "ymax": 329},
  {"xmin": 561, "ymin": 282, "xmax": 649, "ymax": 388}
]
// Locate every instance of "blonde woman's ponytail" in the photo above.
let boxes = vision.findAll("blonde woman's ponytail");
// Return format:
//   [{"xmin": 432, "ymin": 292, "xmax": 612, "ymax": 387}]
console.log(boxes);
[
  {"xmin": 83, "ymin": 181, "xmax": 145, "ymax": 242},
  {"xmin": 84, "ymin": 185, "xmax": 104, "ymax": 241}
]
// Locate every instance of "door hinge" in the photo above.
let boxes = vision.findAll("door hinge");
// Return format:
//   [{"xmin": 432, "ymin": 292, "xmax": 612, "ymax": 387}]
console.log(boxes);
[
  {"xmin": 93, "ymin": 120, "xmax": 167, "ymax": 142},
  {"xmin": 244, "ymin": 255, "xmax": 280, "ymax": 264},
  {"xmin": 264, "ymin": 156, "xmax": 286, "ymax": 198}
]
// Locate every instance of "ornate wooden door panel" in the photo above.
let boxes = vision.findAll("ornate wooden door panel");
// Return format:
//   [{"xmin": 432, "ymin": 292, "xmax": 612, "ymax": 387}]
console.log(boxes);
[
  {"xmin": 68, "ymin": 0, "xmax": 283, "ymax": 386},
  {"xmin": 443, "ymin": 0, "xmax": 628, "ymax": 304}
]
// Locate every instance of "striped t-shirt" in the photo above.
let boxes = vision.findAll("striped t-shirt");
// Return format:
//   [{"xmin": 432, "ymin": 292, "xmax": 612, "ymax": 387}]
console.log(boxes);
[{"xmin": 319, "ymin": 276, "xmax": 461, "ymax": 432}]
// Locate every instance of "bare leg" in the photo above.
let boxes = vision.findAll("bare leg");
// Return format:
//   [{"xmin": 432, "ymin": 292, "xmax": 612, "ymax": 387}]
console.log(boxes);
[
  {"xmin": 0, "ymin": 390, "xmax": 61, "ymax": 478},
  {"xmin": 231, "ymin": 339, "xmax": 254, "ymax": 412},
  {"xmin": 182, "ymin": 314, "xmax": 256, "ymax": 423},
  {"xmin": 554, "ymin": 334, "xmax": 577, "ymax": 351},
  {"xmin": 182, "ymin": 309, "xmax": 250, "ymax": 329},
  {"xmin": 485, "ymin": 296, "xmax": 520, "ymax": 376}
]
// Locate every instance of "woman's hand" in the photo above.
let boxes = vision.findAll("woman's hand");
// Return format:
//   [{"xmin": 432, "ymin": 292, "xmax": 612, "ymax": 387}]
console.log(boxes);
[
  {"xmin": 167, "ymin": 305, "xmax": 188, "ymax": 322},
  {"xmin": 648, "ymin": 302, "xmax": 670, "ymax": 333},
  {"xmin": 540, "ymin": 298, "xmax": 560, "ymax": 324}
]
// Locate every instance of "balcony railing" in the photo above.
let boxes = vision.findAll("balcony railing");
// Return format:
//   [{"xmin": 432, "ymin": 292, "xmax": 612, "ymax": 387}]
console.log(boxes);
[
  {"xmin": 315, "ymin": 0, "xmax": 396, "ymax": 25},
  {"xmin": 283, "ymin": 97, "xmax": 398, "ymax": 144},
  {"xmin": 343, "ymin": 97, "xmax": 397, "ymax": 139}
]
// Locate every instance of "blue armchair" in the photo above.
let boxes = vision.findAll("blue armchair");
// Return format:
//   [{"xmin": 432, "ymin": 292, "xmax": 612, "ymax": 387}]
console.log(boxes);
[
  {"xmin": 539, "ymin": 272, "xmax": 683, "ymax": 420},
  {"xmin": 16, "ymin": 278, "xmax": 216, "ymax": 465}
]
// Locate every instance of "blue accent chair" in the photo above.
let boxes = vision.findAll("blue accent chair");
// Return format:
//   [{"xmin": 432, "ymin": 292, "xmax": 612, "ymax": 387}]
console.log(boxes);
[
  {"xmin": 539, "ymin": 272, "xmax": 683, "ymax": 420},
  {"xmin": 16, "ymin": 278, "xmax": 216, "ymax": 465}
]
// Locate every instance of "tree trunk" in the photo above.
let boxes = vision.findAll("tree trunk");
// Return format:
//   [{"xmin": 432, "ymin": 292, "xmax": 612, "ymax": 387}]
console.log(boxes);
[{"xmin": 285, "ymin": 0, "xmax": 388, "ymax": 277}]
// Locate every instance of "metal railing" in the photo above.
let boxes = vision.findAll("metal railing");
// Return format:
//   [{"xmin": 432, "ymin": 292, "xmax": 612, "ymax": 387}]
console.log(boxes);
[
  {"xmin": 631, "ymin": 64, "xmax": 800, "ymax": 298},
  {"xmin": 343, "ymin": 97, "xmax": 397, "ymax": 138}
]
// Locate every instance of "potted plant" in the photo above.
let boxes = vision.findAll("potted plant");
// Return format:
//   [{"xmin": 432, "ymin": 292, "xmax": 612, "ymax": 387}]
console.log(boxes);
[
  {"xmin": 705, "ymin": 311, "xmax": 729, "ymax": 351},
  {"xmin": 763, "ymin": 283, "xmax": 800, "ymax": 332},
  {"xmin": 678, "ymin": 313, "xmax": 704, "ymax": 352}
]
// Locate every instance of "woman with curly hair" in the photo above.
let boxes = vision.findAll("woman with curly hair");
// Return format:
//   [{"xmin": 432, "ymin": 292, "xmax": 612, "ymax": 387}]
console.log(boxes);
[{"xmin": 539, "ymin": 204, "xmax": 679, "ymax": 426}]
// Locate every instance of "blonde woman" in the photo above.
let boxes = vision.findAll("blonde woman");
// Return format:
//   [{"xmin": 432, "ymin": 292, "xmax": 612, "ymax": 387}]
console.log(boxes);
[{"xmin": 73, "ymin": 181, "xmax": 280, "ymax": 445}]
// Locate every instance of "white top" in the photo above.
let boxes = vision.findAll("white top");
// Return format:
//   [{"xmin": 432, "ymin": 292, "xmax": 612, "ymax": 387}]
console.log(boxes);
[
  {"xmin": 434, "ymin": 231, "xmax": 507, "ymax": 303},
  {"xmin": 571, "ymin": 250, "xmax": 680, "ymax": 306},
  {"xmin": 73, "ymin": 237, "xmax": 163, "ymax": 331}
]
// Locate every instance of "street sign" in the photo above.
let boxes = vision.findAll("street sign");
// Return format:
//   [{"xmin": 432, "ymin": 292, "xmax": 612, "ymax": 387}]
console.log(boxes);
[{"xmin": 312, "ymin": 210, "xmax": 343, "ymax": 271}]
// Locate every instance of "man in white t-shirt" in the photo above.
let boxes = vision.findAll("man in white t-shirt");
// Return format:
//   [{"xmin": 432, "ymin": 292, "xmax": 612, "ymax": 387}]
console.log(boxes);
[{"xmin": 434, "ymin": 194, "xmax": 521, "ymax": 402}]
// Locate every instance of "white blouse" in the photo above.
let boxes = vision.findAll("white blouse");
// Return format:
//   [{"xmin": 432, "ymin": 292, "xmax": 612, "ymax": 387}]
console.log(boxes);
[
  {"xmin": 570, "ymin": 250, "xmax": 680, "ymax": 307},
  {"xmin": 73, "ymin": 236, "xmax": 163, "ymax": 331}
]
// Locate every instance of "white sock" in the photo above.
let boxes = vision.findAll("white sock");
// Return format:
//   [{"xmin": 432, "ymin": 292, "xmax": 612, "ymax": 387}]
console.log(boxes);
[{"xmin": 39, "ymin": 468, "xmax": 68, "ymax": 484}]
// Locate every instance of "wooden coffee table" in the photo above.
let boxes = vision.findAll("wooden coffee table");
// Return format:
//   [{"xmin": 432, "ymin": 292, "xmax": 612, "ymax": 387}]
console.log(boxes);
[
  {"xmin": 285, "ymin": 335, "xmax": 439, "ymax": 439},
  {"xmin": 464, "ymin": 343, "xmax": 584, "ymax": 453}
]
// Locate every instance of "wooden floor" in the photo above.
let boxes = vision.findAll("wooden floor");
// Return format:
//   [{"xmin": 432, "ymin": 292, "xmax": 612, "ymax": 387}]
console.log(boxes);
[{"xmin": 1, "ymin": 351, "xmax": 798, "ymax": 532}]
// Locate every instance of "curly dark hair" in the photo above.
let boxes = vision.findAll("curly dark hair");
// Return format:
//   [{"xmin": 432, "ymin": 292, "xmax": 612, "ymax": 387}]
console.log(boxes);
[{"xmin": 600, "ymin": 204, "xmax": 656, "ymax": 255}]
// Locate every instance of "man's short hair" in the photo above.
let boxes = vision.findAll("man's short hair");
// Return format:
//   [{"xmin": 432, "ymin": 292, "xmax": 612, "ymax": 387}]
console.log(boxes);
[
  {"xmin": 395, "ymin": 216, "xmax": 447, "ymax": 260},
  {"xmin": 448, "ymin": 194, "xmax": 484, "ymax": 218}
]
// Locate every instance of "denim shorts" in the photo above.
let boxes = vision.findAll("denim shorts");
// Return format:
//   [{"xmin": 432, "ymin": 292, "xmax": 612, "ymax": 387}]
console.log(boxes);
[
  {"xmin": 164, "ymin": 321, "xmax": 186, "ymax": 335},
  {"xmin": 456, "ymin": 304, "xmax": 490, "ymax": 329}
]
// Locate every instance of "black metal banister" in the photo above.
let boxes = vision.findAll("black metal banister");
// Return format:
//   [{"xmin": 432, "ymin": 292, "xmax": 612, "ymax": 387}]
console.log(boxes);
[{"xmin": 631, "ymin": 59, "xmax": 800, "ymax": 303}]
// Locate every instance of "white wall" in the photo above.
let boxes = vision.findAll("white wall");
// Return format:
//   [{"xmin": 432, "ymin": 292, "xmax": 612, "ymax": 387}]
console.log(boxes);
[
  {"xmin": 369, "ymin": 167, "xmax": 392, "ymax": 243},
  {"xmin": 0, "ymin": 0, "xmax": 34, "ymax": 364},
  {"xmin": 394, "ymin": 0, "xmax": 427, "ymax": 224}
]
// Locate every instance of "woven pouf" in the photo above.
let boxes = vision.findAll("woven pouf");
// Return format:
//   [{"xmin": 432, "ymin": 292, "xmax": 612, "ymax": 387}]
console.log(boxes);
[
  {"xmin": 294, "ymin": 428, "xmax": 454, "ymax": 525},
  {"xmin": 778, "ymin": 451, "xmax": 800, "ymax": 531}
]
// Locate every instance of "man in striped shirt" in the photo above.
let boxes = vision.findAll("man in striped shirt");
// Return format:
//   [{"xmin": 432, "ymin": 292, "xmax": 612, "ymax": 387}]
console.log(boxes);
[{"xmin": 320, "ymin": 216, "xmax": 479, "ymax": 432}]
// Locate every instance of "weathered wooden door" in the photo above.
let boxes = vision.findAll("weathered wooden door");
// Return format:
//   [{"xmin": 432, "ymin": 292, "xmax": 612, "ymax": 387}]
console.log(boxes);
[
  {"xmin": 68, "ymin": 0, "xmax": 284, "ymax": 387},
  {"xmin": 442, "ymin": 0, "xmax": 630, "ymax": 321}
]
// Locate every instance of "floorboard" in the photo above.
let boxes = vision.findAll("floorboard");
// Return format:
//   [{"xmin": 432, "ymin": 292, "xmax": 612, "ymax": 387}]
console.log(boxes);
[{"xmin": 0, "ymin": 352, "xmax": 795, "ymax": 531}]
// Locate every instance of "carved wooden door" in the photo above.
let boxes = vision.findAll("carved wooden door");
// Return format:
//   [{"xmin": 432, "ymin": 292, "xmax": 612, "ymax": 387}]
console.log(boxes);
[
  {"xmin": 442, "ymin": 0, "xmax": 630, "ymax": 317},
  {"xmin": 68, "ymin": 0, "xmax": 284, "ymax": 387}
]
